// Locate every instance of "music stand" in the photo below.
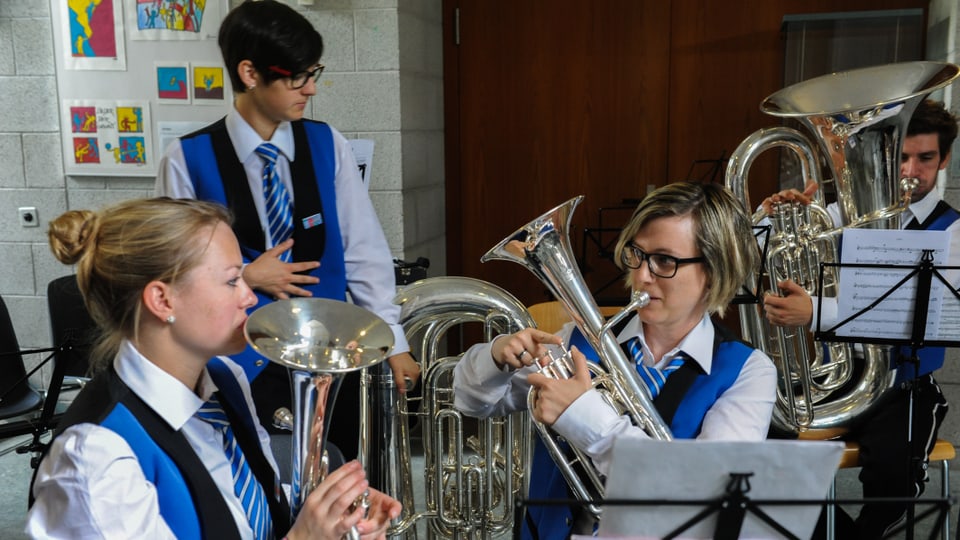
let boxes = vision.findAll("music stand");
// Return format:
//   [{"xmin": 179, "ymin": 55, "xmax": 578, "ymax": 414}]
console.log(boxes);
[
  {"xmin": 814, "ymin": 228, "xmax": 960, "ymax": 540},
  {"xmin": 594, "ymin": 439, "xmax": 843, "ymax": 539},
  {"xmin": 0, "ymin": 341, "xmax": 74, "ymax": 464}
]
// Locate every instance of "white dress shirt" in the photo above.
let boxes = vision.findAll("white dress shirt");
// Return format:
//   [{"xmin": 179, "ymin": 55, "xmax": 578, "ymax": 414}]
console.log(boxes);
[
  {"xmin": 452, "ymin": 315, "xmax": 776, "ymax": 475},
  {"xmin": 26, "ymin": 340, "xmax": 278, "ymax": 539},
  {"xmin": 155, "ymin": 108, "xmax": 410, "ymax": 353}
]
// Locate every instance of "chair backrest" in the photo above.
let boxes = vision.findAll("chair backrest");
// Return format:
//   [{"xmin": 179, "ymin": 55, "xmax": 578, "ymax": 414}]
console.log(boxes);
[
  {"xmin": 526, "ymin": 300, "xmax": 622, "ymax": 334},
  {"xmin": 0, "ymin": 293, "xmax": 45, "ymax": 420},
  {"xmin": 47, "ymin": 275, "xmax": 97, "ymax": 377},
  {"xmin": 0, "ymin": 294, "xmax": 30, "ymax": 400}
]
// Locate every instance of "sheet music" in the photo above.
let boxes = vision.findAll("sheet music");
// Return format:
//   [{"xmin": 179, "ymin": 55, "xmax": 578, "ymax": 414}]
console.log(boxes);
[
  {"xmin": 835, "ymin": 228, "xmax": 954, "ymax": 339},
  {"xmin": 597, "ymin": 439, "xmax": 843, "ymax": 540}
]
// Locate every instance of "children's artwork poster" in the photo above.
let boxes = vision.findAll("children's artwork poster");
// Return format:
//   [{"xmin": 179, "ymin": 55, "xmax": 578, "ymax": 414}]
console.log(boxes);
[
  {"xmin": 192, "ymin": 65, "xmax": 227, "ymax": 103},
  {"xmin": 62, "ymin": 100, "xmax": 154, "ymax": 176},
  {"xmin": 127, "ymin": 0, "xmax": 227, "ymax": 41},
  {"xmin": 156, "ymin": 62, "xmax": 191, "ymax": 104},
  {"xmin": 58, "ymin": 0, "xmax": 127, "ymax": 70}
]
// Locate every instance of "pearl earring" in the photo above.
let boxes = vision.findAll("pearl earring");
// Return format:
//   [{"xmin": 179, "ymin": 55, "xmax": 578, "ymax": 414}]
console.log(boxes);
[{"xmin": 166, "ymin": 315, "xmax": 176, "ymax": 324}]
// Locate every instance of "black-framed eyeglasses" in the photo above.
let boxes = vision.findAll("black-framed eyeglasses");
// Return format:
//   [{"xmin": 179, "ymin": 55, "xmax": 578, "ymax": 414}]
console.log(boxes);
[
  {"xmin": 620, "ymin": 243, "xmax": 705, "ymax": 278},
  {"xmin": 268, "ymin": 64, "xmax": 325, "ymax": 90}
]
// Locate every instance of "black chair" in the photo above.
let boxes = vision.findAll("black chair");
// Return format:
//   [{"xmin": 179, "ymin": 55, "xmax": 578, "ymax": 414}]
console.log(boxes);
[
  {"xmin": 47, "ymin": 275, "xmax": 96, "ymax": 382},
  {"xmin": 0, "ymin": 294, "xmax": 43, "ymax": 421}
]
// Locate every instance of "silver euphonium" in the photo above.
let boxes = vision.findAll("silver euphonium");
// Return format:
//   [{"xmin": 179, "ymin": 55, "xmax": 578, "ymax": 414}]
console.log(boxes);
[
  {"xmin": 725, "ymin": 61, "xmax": 960, "ymax": 434},
  {"xmin": 244, "ymin": 298, "xmax": 394, "ymax": 528},
  {"xmin": 388, "ymin": 276, "xmax": 536, "ymax": 539},
  {"xmin": 481, "ymin": 195, "xmax": 672, "ymax": 517}
]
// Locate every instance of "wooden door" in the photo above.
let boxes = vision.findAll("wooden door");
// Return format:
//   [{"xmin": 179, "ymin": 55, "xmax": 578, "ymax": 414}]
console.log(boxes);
[{"xmin": 444, "ymin": 0, "xmax": 671, "ymax": 308}]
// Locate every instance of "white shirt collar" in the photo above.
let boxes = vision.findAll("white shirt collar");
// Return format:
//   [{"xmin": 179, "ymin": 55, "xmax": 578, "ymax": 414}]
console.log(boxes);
[
  {"xmin": 616, "ymin": 314, "xmax": 714, "ymax": 373},
  {"xmin": 113, "ymin": 340, "xmax": 218, "ymax": 431},
  {"xmin": 225, "ymin": 107, "xmax": 296, "ymax": 163},
  {"xmin": 904, "ymin": 190, "xmax": 943, "ymax": 227}
]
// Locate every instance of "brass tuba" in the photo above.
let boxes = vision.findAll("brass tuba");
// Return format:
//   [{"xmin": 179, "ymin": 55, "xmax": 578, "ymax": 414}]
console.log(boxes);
[
  {"xmin": 387, "ymin": 276, "xmax": 536, "ymax": 538},
  {"xmin": 725, "ymin": 61, "xmax": 960, "ymax": 434}
]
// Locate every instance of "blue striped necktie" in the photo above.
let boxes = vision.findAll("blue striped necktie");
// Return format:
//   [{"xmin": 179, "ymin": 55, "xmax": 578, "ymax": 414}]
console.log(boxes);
[
  {"xmin": 255, "ymin": 142, "xmax": 294, "ymax": 263},
  {"xmin": 196, "ymin": 395, "xmax": 273, "ymax": 540},
  {"xmin": 626, "ymin": 337, "xmax": 686, "ymax": 400}
]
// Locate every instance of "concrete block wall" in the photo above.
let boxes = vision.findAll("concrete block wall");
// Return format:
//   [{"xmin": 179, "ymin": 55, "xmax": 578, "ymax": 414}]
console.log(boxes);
[{"xmin": 0, "ymin": 1, "xmax": 444, "ymax": 359}]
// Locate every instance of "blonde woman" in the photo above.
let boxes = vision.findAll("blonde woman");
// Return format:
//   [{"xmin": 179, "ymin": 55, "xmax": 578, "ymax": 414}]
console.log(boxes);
[
  {"xmin": 453, "ymin": 182, "xmax": 776, "ymax": 539},
  {"xmin": 27, "ymin": 198, "xmax": 400, "ymax": 539}
]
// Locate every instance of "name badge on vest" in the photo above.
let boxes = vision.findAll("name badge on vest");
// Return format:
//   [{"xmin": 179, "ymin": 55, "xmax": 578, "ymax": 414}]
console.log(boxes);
[{"xmin": 302, "ymin": 212, "xmax": 324, "ymax": 229}]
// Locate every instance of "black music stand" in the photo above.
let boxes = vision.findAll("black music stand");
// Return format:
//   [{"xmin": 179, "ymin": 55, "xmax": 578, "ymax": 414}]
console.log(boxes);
[
  {"xmin": 814, "ymin": 239, "xmax": 960, "ymax": 540},
  {"xmin": 733, "ymin": 223, "xmax": 772, "ymax": 306},
  {"xmin": 514, "ymin": 493, "xmax": 953, "ymax": 540},
  {"xmin": 0, "ymin": 341, "xmax": 74, "ymax": 465},
  {"xmin": 512, "ymin": 438, "xmax": 952, "ymax": 540}
]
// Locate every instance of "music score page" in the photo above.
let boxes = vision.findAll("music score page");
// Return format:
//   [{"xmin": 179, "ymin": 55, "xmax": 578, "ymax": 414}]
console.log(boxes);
[{"xmin": 835, "ymin": 228, "xmax": 957, "ymax": 340}]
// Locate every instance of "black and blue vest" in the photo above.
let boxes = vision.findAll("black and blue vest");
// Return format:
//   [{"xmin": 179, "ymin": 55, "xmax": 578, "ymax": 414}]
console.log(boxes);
[
  {"xmin": 895, "ymin": 200, "xmax": 960, "ymax": 384},
  {"xmin": 523, "ymin": 319, "xmax": 754, "ymax": 540},
  {"xmin": 29, "ymin": 358, "xmax": 290, "ymax": 539},
  {"xmin": 179, "ymin": 119, "xmax": 348, "ymax": 380}
]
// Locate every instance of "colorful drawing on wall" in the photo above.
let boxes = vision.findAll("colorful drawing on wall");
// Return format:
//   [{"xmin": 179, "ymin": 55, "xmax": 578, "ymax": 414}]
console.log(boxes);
[
  {"xmin": 105, "ymin": 137, "xmax": 147, "ymax": 164},
  {"xmin": 156, "ymin": 64, "xmax": 190, "ymax": 102},
  {"xmin": 127, "ymin": 0, "xmax": 227, "ymax": 41},
  {"xmin": 117, "ymin": 106, "xmax": 144, "ymax": 132},
  {"xmin": 135, "ymin": 0, "xmax": 205, "ymax": 32},
  {"xmin": 193, "ymin": 65, "xmax": 225, "ymax": 102},
  {"xmin": 73, "ymin": 137, "xmax": 100, "ymax": 164},
  {"xmin": 70, "ymin": 106, "xmax": 98, "ymax": 133},
  {"xmin": 58, "ymin": 0, "xmax": 126, "ymax": 70},
  {"xmin": 61, "ymin": 99, "xmax": 153, "ymax": 176}
]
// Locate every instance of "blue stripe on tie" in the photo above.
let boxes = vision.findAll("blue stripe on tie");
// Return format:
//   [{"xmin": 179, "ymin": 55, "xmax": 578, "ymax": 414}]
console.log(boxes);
[
  {"xmin": 626, "ymin": 337, "xmax": 686, "ymax": 400},
  {"xmin": 197, "ymin": 396, "xmax": 273, "ymax": 540},
  {"xmin": 255, "ymin": 143, "xmax": 294, "ymax": 263}
]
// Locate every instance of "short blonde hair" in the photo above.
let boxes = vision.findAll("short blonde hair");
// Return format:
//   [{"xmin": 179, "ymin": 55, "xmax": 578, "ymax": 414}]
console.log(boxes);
[
  {"xmin": 48, "ymin": 198, "xmax": 232, "ymax": 371},
  {"xmin": 613, "ymin": 182, "xmax": 758, "ymax": 317}
]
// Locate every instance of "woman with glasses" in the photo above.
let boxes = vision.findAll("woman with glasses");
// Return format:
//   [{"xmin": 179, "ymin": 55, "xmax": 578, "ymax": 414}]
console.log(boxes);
[
  {"xmin": 453, "ymin": 182, "xmax": 776, "ymax": 539},
  {"xmin": 155, "ymin": 0, "xmax": 420, "ymax": 461}
]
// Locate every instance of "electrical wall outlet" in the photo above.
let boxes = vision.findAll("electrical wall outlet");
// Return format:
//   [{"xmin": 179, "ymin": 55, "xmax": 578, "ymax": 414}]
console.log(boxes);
[{"xmin": 18, "ymin": 207, "xmax": 39, "ymax": 228}]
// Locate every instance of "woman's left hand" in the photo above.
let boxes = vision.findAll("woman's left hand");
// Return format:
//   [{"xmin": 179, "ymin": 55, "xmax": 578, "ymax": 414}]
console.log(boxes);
[{"xmin": 526, "ymin": 345, "xmax": 592, "ymax": 425}]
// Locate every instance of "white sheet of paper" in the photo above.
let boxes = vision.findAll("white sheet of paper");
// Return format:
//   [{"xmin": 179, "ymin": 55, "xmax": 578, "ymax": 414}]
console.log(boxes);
[
  {"xmin": 157, "ymin": 121, "xmax": 210, "ymax": 158},
  {"xmin": 834, "ymin": 228, "xmax": 952, "ymax": 339},
  {"xmin": 598, "ymin": 439, "xmax": 843, "ymax": 540},
  {"xmin": 349, "ymin": 139, "xmax": 375, "ymax": 190}
]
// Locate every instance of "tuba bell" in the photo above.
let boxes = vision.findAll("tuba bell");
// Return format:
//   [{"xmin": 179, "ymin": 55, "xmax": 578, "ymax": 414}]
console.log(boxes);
[
  {"xmin": 244, "ymin": 298, "xmax": 394, "ymax": 527},
  {"xmin": 725, "ymin": 61, "xmax": 960, "ymax": 434}
]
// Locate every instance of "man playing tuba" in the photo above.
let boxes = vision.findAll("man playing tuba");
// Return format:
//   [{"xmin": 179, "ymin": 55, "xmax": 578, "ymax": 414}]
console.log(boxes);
[
  {"xmin": 453, "ymin": 182, "xmax": 777, "ymax": 539},
  {"xmin": 762, "ymin": 99, "xmax": 960, "ymax": 539}
]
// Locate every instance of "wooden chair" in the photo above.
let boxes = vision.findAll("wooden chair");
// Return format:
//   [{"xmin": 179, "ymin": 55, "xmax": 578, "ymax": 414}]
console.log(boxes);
[
  {"xmin": 799, "ymin": 429, "xmax": 956, "ymax": 540},
  {"xmin": 526, "ymin": 300, "xmax": 622, "ymax": 333}
]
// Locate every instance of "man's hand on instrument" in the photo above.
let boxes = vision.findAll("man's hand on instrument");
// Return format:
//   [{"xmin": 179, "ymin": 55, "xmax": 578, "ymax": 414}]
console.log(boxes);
[
  {"xmin": 527, "ymin": 345, "xmax": 591, "ymax": 425},
  {"xmin": 242, "ymin": 238, "xmax": 321, "ymax": 299},
  {"xmin": 763, "ymin": 279, "xmax": 814, "ymax": 327},
  {"xmin": 491, "ymin": 328, "xmax": 563, "ymax": 371},
  {"xmin": 387, "ymin": 352, "xmax": 421, "ymax": 394},
  {"xmin": 760, "ymin": 179, "xmax": 819, "ymax": 215}
]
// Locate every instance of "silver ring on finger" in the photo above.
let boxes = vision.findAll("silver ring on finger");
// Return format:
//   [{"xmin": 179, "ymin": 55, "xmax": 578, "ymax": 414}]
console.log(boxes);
[{"xmin": 517, "ymin": 350, "xmax": 529, "ymax": 361}]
